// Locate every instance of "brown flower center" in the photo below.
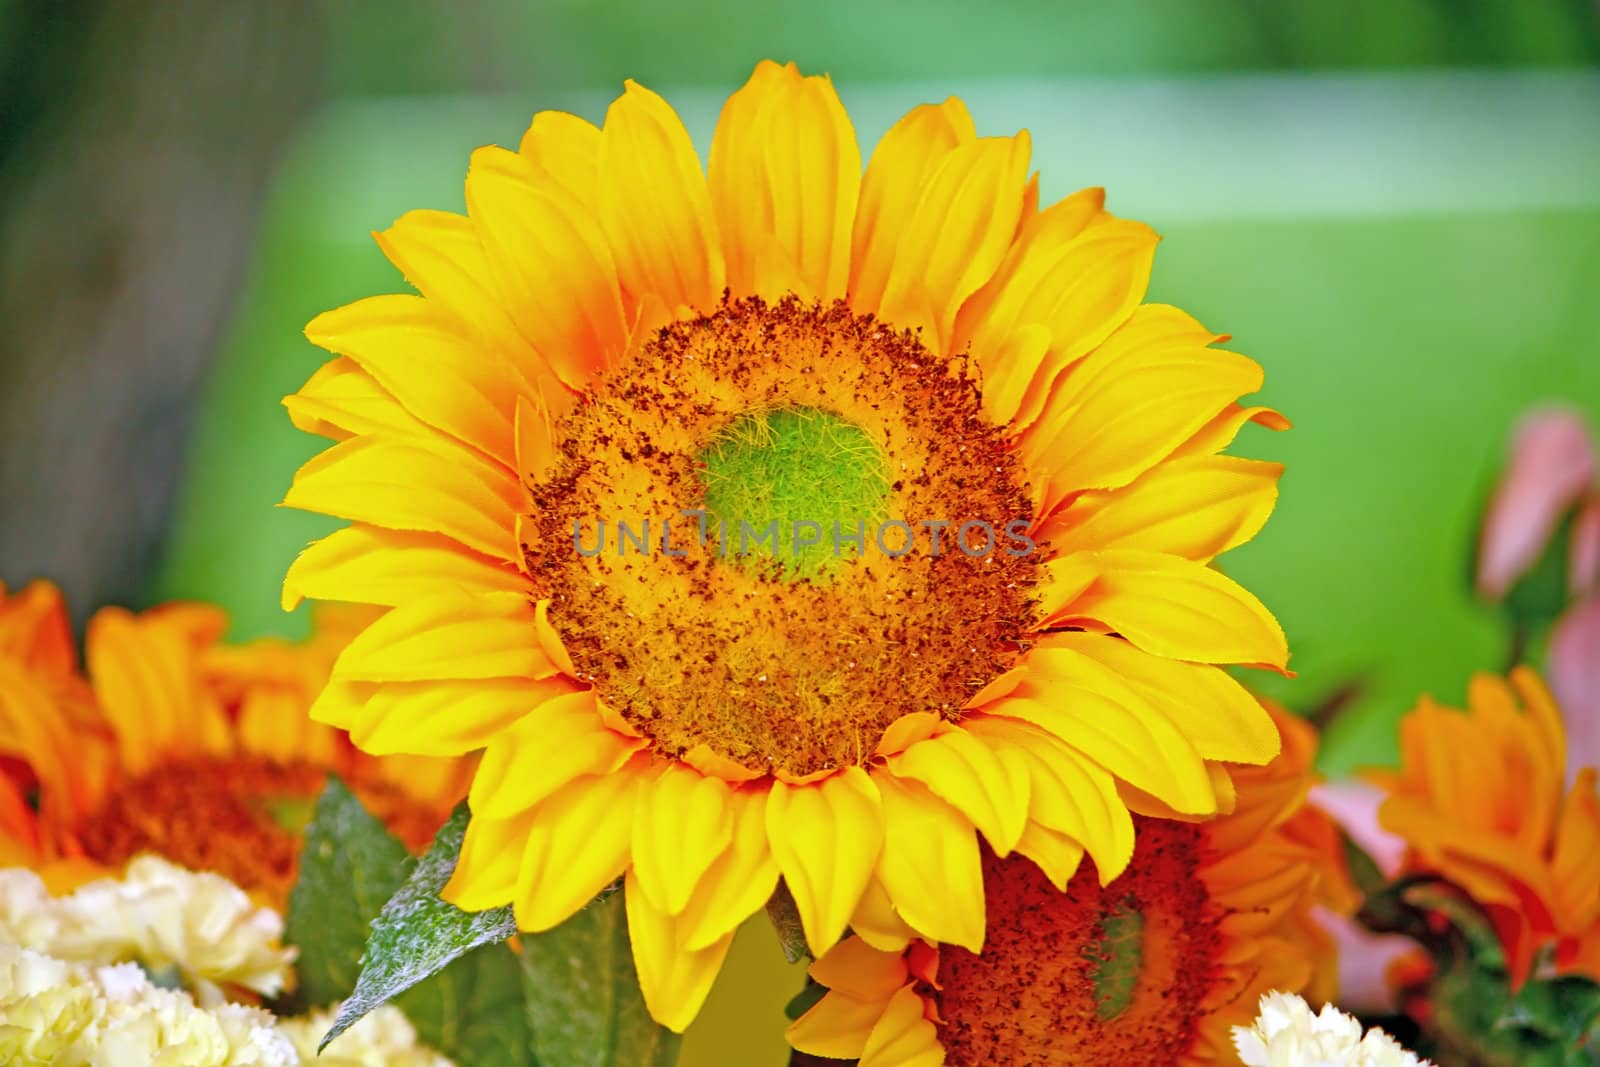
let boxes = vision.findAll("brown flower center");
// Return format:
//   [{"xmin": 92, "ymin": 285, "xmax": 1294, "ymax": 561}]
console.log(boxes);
[
  {"xmin": 524, "ymin": 297, "xmax": 1041, "ymax": 779},
  {"xmin": 937, "ymin": 822, "xmax": 1222, "ymax": 1065},
  {"xmin": 77, "ymin": 756, "xmax": 429, "ymax": 903}
]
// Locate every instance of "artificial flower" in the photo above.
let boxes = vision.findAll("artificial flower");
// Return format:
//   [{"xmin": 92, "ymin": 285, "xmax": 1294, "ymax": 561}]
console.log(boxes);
[
  {"xmin": 786, "ymin": 707, "xmax": 1340, "ymax": 1064},
  {"xmin": 1233, "ymin": 991, "xmax": 1432, "ymax": 1067},
  {"xmin": 1372, "ymin": 667, "xmax": 1600, "ymax": 985},
  {"xmin": 0, "ymin": 581, "xmax": 469, "ymax": 903},
  {"xmin": 283, "ymin": 59, "xmax": 1290, "ymax": 1029}
]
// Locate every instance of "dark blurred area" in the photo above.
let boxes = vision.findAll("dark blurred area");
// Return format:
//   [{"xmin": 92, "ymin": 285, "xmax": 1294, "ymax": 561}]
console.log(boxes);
[{"xmin": 0, "ymin": 1, "xmax": 318, "ymax": 620}]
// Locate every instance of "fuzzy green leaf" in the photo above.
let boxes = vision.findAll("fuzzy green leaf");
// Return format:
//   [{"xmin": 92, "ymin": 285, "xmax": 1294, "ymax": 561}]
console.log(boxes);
[
  {"xmin": 517, "ymin": 889, "xmax": 682, "ymax": 1067},
  {"xmin": 320, "ymin": 802, "xmax": 523, "ymax": 1058},
  {"xmin": 284, "ymin": 777, "xmax": 414, "ymax": 1011}
]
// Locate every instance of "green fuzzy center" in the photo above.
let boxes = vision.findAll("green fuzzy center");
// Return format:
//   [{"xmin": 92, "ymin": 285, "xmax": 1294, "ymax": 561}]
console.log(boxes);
[
  {"xmin": 1089, "ymin": 896, "xmax": 1145, "ymax": 1021},
  {"xmin": 698, "ymin": 406, "xmax": 889, "ymax": 580}
]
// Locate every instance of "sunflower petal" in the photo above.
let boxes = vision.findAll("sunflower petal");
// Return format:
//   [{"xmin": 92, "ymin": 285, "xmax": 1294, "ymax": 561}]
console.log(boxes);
[
  {"xmin": 329, "ymin": 590, "xmax": 559, "ymax": 683},
  {"xmin": 787, "ymin": 989, "xmax": 885, "ymax": 1060},
  {"xmin": 283, "ymin": 434, "xmax": 523, "ymax": 563},
  {"xmin": 282, "ymin": 524, "xmax": 523, "ymax": 611},
  {"xmin": 1040, "ymin": 455, "xmax": 1283, "ymax": 563},
  {"xmin": 1050, "ymin": 549, "xmax": 1289, "ymax": 669},
  {"xmin": 765, "ymin": 767, "xmax": 884, "ymax": 956},
  {"xmin": 710, "ymin": 61, "xmax": 860, "ymax": 301},
  {"xmin": 1038, "ymin": 631, "xmax": 1281, "ymax": 765},
  {"xmin": 374, "ymin": 209, "xmax": 527, "ymax": 357},
  {"xmin": 631, "ymin": 765, "xmax": 735, "ymax": 916},
  {"xmin": 518, "ymin": 110, "xmax": 602, "ymax": 209},
  {"xmin": 676, "ymin": 788, "xmax": 780, "ymax": 950},
  {"xmin": 283, "ymin": 358, "xmax": 430, "ymax": 442},
  {"xmin": 808, "ymin": 936, "xmax": 909, "ymax": 1001},
  {"xmin": 513, "ymin": 766, "xmax": 642, "ymax": 932},
  {"xmin": 624, "ymin": 870, "xmax": 737, "ymax": 1033},
  {"xmin": 860, "ymin": 984, "xmax": 945, "ymax": 1067},
  {"xmin": 963, "ymin": 715, "xmax": 1135, "ymax": 883},
  {"xmin": 850, "ymin": 99, "xmax": 974, "ymax": 313},
  {"xmin": 874, "ymin": 773, "xmax": 985, "ymax": 952},
  {"xmin": 982, "ymin": 646, "xmax": 1216, "ymax": 815},
  {"xmin": 597, "ymin": 80, "xmax": 725, "ymax": 312},
  {"xmin": 441, "ymin": 807, "xmax": 536, "ymax": 912},
  {"xmin": 877, "ymin": 133, "xmax": 1033, "ymax": 352},
  {"xmin": 466, "ymin": 146, "xmax": 628, "ymax": 388},
  {"xmin": 470, "ymin": 690, "xmax": 643, "ymax": 819},
  {"xmin": 305, "ymin": 294, "xmax": 526, "ymax": 464},
  {"xmin": 889, "ymin": 729, "xmax": 1029, "ymax": 855}
]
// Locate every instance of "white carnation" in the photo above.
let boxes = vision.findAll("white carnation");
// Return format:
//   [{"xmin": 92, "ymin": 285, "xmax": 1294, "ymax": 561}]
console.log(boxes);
[{"xmin": 1234, "ymin": 991, "xmax": 1434, "ymax": 1067}]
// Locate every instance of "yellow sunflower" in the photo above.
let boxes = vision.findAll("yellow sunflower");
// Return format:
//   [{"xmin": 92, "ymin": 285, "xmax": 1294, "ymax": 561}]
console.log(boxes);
[
  {"xmin": 0, "ymin": 581, "xmax": 468, "ymax": 902},
  {"xmin": 787, "ymin": 708, "xmax": 1345, "ymax": 1065},
  {"xmin": 283, "ymin": 60, "xmax": 1290, "ymax": 1029}
]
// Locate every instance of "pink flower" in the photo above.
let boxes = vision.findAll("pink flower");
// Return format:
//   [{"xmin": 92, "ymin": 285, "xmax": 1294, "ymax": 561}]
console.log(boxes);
[
  {"xmin": 1476, "ymin": 409, "xmax": 1595, "ymax": 601},
  {"xmin": 1550, "ymin": 596, "xmax": 1600, "ymax": 782}
]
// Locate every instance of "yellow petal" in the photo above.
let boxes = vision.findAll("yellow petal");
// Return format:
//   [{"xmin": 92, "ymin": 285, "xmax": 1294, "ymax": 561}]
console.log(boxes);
[
  {"xmin": 848, "ymin": 871, "xmax": 919, "ymax": 954},
  {"xmin": 343, "ymin": 675, "xmax": 578, "ymax": 757},
  {"xmin": 765, "ymin": 767, "xmax": 884, "ymax": 956},
  {"xmin": 850, "ymin": 98, "xmax": 974, "ymax": 313},
  {"xmin": 597, "ymin": 80, "xmax": 725, "ymax": 311},
  {"xmin": 631, "ymin": 764, "xmax": 734, "ymax": 916},
  {"xmin": 787, "ymin": 989, "xmax": 885, "ymax": 1060},
  {"xmin": 282, "ymin": 434, "xmax": 523, "ymax": 563},
  {"xmin": 1012, "ymin": 821, "xmax": 1086, "ymax": 891},
  {"xmin": 283, "ymin": 357, "xmax": 430, "ymax": 442},
  {"xmin": 465, "ymin": 146, "xmax": 628, "ymax": 388},
  {"xmin": 332, "ymin": 590, "xmax": 559, "ymax": 683},
  {"xmin": 677, "ymin": 787, "xmax": 779, "ymax": 950},
  {"xmin": 951, "ymin": 186, "xmax": 1106, "ymax": 357},
  {"xmin": 1170, "ymin": 402, "xmax": 1291, "ymax": 461},
  {"xmin": 282, "ymin": 524, "xmax": 523, "ymax": 611},
  {"xmin": 624, "ymin": 870, "xmax": 737, "ymax": 1033},
  {"xmin": 1024, "ymin": 304, "xmax": 1264, "ymax": 508},
  {"xmin": 808, "ymin": 936, "xmax": 909, "ymax": 1002},
  {"xmin": 889, "ymin": 729, "xmax": 1030, "ymax": 855},
  {"xmin": 982, "ymin": 646, "xmax": 1216, "ymax": 815},
  {"xmin": 1040, "ymin": 454, "xmax": 1282, "ymax": 563},
  {"xmin": 374, "ymin": 209, "xmax": 527, "ymax": 358},
  {"xmin": 442, "ymin": 808, "xmax": 536, "ymax": 912},
  {"xmin": 1052, "ymin": 549, "xmax": 1289, "ymax": 669},
  {"xmin": 963, "ymin": 715, "xmax": 1135, "ymax": 883},
  {"xmin": 876, "ymin": 133, "xmax": 1033, "ymax": 352},
  {"xmin": 470, "ymin": 690, "xmax": 644, "ymax": 819},
  {"xmin": 874, "ymin": 773, "xmax": 985, "ymax": 952},
  {"xmin": 518, "ymin": 109, "xmax": 602, "ymax": 209},
  {"xmin": 860, "ymin": 984, "xmax": 944, "ymax": 1067},
  {"xmin": 513, "ymin": 766, "xmax": 642, "ymax": 932},
  {"xmin": 1038, "ymin": 631, "xmax": 1280, "ymax": 765},
  {"xmin": 305, "ymin": 294, "xmax": 526, "ymax": 464},
  {"xmin": 709, "ymin": 61, "xmax": 860, "ymax": 300}
]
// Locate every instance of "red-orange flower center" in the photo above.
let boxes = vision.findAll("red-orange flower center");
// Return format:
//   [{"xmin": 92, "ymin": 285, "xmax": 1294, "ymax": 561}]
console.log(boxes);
[
  {"xmin": 936, "ymin": 821, "xmax": 1221, "ymax": 1065},
  {"xmin": 524, "ymin": 296, "xmax": 1042, "ymax": 778}
]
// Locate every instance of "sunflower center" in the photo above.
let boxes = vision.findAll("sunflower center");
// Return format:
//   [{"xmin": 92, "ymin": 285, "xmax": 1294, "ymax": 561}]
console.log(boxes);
[
  {"xmin": 76, "ymin": 756, "xmax": 429, "ymax": 904},
  {"xmin": 936, "ymin": 824, "xmax": 1221, "ymax": 1065},
  {"xmin": 524, "ymin": 297, "xmax": 1041, "ymax": 779},
  {"xmin": 698, "ymin": 407, "xmax": 889, "ymax": 579}
]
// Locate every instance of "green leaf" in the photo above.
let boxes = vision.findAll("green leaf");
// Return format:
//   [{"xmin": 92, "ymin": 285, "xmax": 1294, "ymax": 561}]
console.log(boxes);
[
  {"xmin": 321, "ymin": 802, "xmax": 524, "ymax": 1059},
  {"xmin": 518, "ymin": 889, "xmax": 682, "ymax": 1067},
  {"xmin": 284, "ymin": 777, "xmax": 414, "ymax": 1010}
]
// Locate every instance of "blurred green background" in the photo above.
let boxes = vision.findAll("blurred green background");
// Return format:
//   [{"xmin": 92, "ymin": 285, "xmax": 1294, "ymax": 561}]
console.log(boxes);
[{"xmin": 3, "ymin": 3, "xmax": 1597, "ymax": 1063}]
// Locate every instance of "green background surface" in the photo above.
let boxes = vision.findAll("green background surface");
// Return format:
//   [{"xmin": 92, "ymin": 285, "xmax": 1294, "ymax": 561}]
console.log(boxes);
[{"xmin": 149, "ymin": 5, "xmax": 1600, "ymax": 1062}]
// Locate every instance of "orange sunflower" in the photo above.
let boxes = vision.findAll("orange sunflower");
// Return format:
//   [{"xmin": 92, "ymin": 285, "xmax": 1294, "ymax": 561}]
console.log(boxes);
[
  {"xmin": 787, "ymin": 708, "xmax": 1348, "ymax": 1065},
  {"xmin": 283, "ymin": 60, "xmax": 1290, "ymax": 1029},
  {"xmin": 0, "ymin": 580, "xmax": 468, "ymax": 902},
  {"xmin": 1372, "ymin": 667, "xmax": 1600, "ymax": 987}
]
